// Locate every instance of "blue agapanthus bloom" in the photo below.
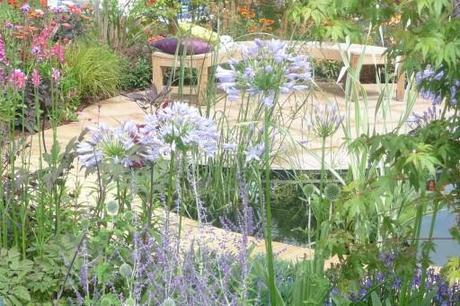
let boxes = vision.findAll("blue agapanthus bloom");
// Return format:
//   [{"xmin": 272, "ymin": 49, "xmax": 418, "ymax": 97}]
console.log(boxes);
[
  {"xmin": 216, "ymin": 39, "xmax": 312, "ymax": 107},
  {"xmin": 142, "ymin": 102, "xmax": 219, "ymax": 158},
  {"xmin": 416, "ymin": 67, "xmax": 459, "ymax": 106},
  {"xmin": 77, "ymin": 103, "xmax": 219, "ymax": 170}
]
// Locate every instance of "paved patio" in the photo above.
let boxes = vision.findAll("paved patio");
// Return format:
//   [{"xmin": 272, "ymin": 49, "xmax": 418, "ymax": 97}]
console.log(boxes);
[{"xmin": 25, "ymin": 82, "xmax": 432, "ymax": 263}]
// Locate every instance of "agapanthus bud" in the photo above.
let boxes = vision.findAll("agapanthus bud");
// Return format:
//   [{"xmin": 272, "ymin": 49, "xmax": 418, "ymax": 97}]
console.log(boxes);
[{"xmin": 307, "ymin": 102, "xmax": 343, "ymax": 138}]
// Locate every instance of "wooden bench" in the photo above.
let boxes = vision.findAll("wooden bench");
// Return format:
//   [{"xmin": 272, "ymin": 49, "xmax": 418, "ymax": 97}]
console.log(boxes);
[{"xmin": 152, "ymin": 41, "xmax": 405, "ymax": 103}]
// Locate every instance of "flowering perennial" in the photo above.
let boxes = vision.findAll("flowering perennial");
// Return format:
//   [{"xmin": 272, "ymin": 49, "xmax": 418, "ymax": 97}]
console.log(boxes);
[
  {"xmin": 142, "ymin": 102, "xmax": 219, "ymax": 159},
  {"xmin": 8, "ymin": 69, "xmax": 27, "ymax": 89},
  {"xmin": 416, "ymin": 67, "xmax": 459, "ymax": 106},
  {"xmin": 306, "ymin": 102, "xmax": 343, "ymax": 138},
  {"xmin": 216, "ymin": 39, "xmax": 312, "ymax": 106},
  {"xmin": 77, "ymin": 103, "xmax": 219, "ymax": 170}
]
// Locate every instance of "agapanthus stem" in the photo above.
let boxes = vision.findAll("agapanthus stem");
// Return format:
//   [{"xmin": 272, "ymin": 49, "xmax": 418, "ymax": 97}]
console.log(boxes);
[
  {"xmin": 320, "ymin": 136, "xmax": 327, "ymax": 194},
  {"xmin": 263, "ymin": 108, "xmax": 277, "ymax": 306}
]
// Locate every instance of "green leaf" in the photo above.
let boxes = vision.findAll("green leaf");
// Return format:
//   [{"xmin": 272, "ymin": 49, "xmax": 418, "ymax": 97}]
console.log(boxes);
[
  {"xmin": 371, "ymin": 291, "xmax": 383, "ymax": 306},
  {"xmin": 12, "ymin": 286, "xmax": 31, "ymax": 302}
]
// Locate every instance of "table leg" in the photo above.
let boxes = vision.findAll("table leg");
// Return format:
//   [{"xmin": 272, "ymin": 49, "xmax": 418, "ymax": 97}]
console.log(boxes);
[
  {"xmin": 152, "ymin": 62, "xmax": 164, "ymax": 92},
  {"xmin": 395, "ymin": 56, "xmax": 405, "ymax": 101},
  {"xmin": 396, "ymin": 73, "xmax": 405, "ymax": 101}
]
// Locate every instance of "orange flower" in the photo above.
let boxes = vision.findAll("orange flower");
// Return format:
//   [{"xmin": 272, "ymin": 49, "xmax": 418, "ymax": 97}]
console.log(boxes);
[
  {"xmin": 146, "ymin": 0, "xmax": 156, "ymax": 6},
  {"xmin": 39, "ymin": 0, "xmax": 47, "ymax": 8},
  {"xmin": 259, "ymin": 18, "xmax": 275, "ymax": 26},
  {"xmin": 8, "ymin": 0, "xmax": 19, "ymax": 8},
  {"xmin": 238, "ymin": 6, "xmax": 255, "ymax": 19}
]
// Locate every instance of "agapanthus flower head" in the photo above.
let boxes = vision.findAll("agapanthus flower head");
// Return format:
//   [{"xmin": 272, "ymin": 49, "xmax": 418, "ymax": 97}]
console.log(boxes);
[
  {"xmin": 31, "ymin": 69, "xmax": 41, "ymax": 88},
  {"xmin": 77, "ymin": 122, "xmax": 145, "ymax": 170},
  {"xmin": 407, "ymin": 103, "xmax": 442, "ymax": 130},
  {"xmin": 217, "ymin": 39, "xmax": 312, "ymax": 107},
  {"xmin": 416, "ymin": 67, "xmax": 459, "ymax": 106},
  {"xmin": 306, "ymin": 102, "xmax": 343, "ymax": 138},
  {"xmin": 142, "ymin": 102, "xmax": 219, "ymax": 158},
  {"xmin": 8, "ymin": 69, "xmax": 26, "ymax": 89},
  {"xmin": 245, "ymin": 143, "xmax": 265, "ymax": 164}
]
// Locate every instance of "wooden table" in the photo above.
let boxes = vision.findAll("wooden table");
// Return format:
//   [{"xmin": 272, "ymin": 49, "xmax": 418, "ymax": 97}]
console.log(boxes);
[{"xmin": 152, "ymin": 41, "xmax": 405, "ymax": 103}]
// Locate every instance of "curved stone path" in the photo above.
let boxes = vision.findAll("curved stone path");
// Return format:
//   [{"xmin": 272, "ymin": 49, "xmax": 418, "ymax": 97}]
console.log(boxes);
[
  {"xmin": 27, "ymin": 83, "xmax": 431, "ymax": 265},
  {"xmin": 27, "ymin": 95, "xmax": 328, "ymax": 265}
]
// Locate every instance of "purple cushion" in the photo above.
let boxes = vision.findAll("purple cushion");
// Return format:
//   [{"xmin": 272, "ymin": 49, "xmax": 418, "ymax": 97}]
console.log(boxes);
[{"xmin": 151, "ymin": 38, "xmax": 212, "ymax": 55}]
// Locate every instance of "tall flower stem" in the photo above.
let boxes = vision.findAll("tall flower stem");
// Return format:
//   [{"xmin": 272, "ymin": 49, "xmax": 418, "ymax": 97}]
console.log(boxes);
[
  {"xmin": 320, "ymin": 135, "xmax": 327, "ymax": 194},
  {"xmin": 263, "ymin": 107, "xmax": 276, "ymax": 306},
  {"xmin": 147, "ymin": 164, "xmax": 155, "ymax": 227},
  {"xmin": 419, "ymin": 199, "xmax": 439, "ymax": 304}
]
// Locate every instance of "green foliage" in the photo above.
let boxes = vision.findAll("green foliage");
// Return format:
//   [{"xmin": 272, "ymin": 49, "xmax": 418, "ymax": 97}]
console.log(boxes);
[
  {"xmin": 443, "ymin": 257, "xmax": 460, "ymax": 285},
  {"xmin": 0, "ymin": 236, "xmax": 77, "ymax": 305},
  {"xmin": 290, "ymin": 261, "xmax": 330, "ymax": 306},
  {"xmin": 65, "ymin": 40, "xmax": 121, "ymax": 101},
  {"xmin": 289, "ymin": 0, "xmax": 460, "ymax": 81},
  {"xmin": 120, "ymin": 56, "xmax": 152, "ymax": 90}
]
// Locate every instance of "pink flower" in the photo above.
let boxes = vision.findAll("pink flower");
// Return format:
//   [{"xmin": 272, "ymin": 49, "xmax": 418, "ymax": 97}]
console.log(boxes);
[
  {"xmin": 0, "ymin": 34, "xmax": 6, "ymax": 64},
  {"xmin": 9, "ymin": 69, "xmax": 27, "ymax": 89},
  {"xmin": 51, "ymin": 43, "xmax": 65, "ymax": 63},
  {"xmin": 51, "ymin": 68, "xmax": 60, "ymax": 82},
  {"xmin": 31, "ymin": 69, "xmax": 41, "ymax": 88}
]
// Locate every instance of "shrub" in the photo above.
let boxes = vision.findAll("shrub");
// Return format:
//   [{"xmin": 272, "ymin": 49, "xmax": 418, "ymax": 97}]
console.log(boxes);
[
  {"xmin": 120, "ymin": 56, "xmax": 152, "ymax": 90},
  {"xmin": 65, "ymin": 40, "xmax": 121, "ymax": 101}
]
